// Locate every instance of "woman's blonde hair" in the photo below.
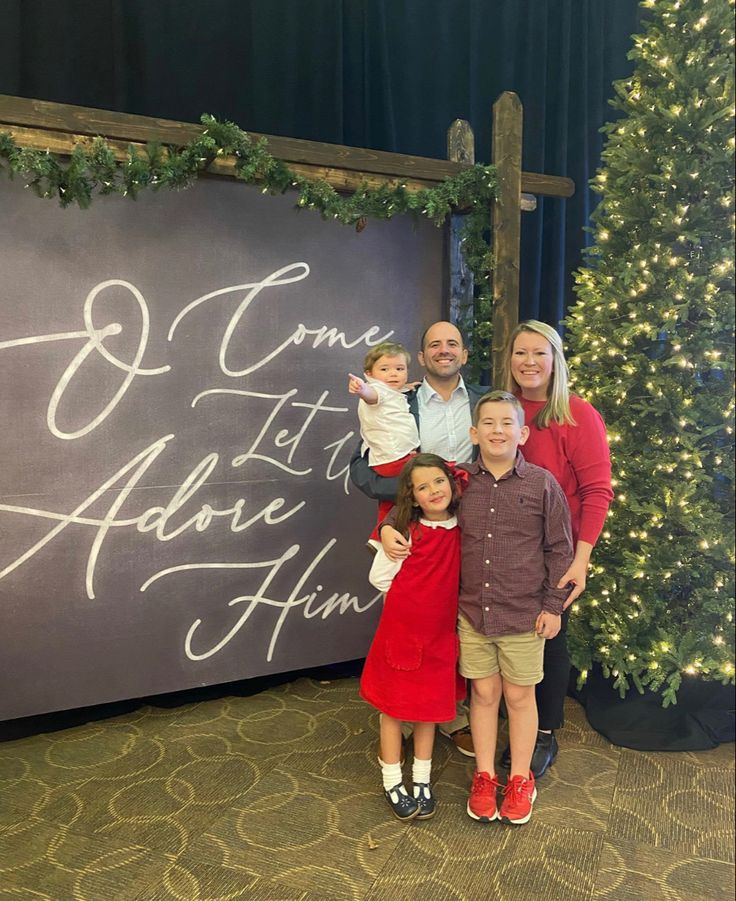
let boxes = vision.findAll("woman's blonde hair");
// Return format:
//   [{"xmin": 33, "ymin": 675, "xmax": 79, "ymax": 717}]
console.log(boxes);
[{"xmin": 503, "ymin": 320, "xmax": 576, "ymax": 428}]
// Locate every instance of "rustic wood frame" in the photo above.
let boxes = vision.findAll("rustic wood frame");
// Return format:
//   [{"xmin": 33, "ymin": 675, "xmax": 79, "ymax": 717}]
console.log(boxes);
[{"xmin": 0, "ymin": 91, "xmax": 574, "ymax": 386}]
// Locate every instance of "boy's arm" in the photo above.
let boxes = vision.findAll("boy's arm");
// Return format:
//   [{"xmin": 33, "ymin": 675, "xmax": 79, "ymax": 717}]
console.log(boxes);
[
  {"xmin": 541, "ymin": 476, "xmax": 575, "ymax": 615},
  {"xmin": 348, "ymin": 373, "xmax": 378, "ymax": 404},
  {"xmin": 368, "ymin": 543, "xmax": 407, "ymax": 592},
  {"xmin": 348, "ymin": 440, "xmax": 400, "ymax": 502}
]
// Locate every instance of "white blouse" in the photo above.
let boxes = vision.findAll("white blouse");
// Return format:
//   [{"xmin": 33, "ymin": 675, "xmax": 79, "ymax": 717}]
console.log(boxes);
[{"xmin": 368, "ymin": 515, "xmax": 458, "ymax": 592}]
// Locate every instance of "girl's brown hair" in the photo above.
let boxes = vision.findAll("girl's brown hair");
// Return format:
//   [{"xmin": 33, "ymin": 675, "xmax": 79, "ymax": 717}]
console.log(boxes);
[{"xmin": 392, "ymin": 453, "xmax": 460, "ymax": 539}]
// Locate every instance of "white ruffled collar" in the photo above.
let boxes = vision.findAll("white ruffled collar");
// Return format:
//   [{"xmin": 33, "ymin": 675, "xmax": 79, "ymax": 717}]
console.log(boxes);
[{"xmin": 418, "ymin": 515, "xmax": 457, "ymax": 529}]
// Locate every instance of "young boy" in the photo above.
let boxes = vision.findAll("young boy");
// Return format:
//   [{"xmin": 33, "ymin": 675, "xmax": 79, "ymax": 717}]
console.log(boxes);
[
  {"xmin": 459, "ymin": 390, "xmax": 573, "ymax": 825},
  {"xmin": 348, "ymin": 341, "xmax": 419, "ymax": 525}
]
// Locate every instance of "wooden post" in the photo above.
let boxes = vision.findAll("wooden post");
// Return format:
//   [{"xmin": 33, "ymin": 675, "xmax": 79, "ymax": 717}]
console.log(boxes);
[
  {"xmin": 491, "ymin": 92, "xmax": 523, "ymax": 389},
  {"xmin": 447, "ymin": 118, "xmax": 475, "ymax": 165},
  {"xmin": 446, "ymin": 119, "xmax": 475, "ymax": 337}
]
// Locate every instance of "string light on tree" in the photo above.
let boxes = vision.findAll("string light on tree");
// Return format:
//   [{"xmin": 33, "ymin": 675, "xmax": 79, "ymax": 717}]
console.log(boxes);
[{"xmin": 565, "ymin": 0, "xmax": 735, "ymax": 706}]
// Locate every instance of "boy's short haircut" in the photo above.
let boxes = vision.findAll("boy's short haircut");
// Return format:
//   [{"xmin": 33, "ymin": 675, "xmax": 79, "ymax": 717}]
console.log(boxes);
[
  {"xmin": 473, "ymin": 390, "xmax": 525, "ymax": 427},
  {"xmin": 363, "ymin": 341, "xmax": 411, "ymax": 372}
]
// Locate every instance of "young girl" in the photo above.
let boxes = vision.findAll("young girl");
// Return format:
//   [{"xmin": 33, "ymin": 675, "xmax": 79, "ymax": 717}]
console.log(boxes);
[{"xmin": 360, "ymin": 453, "xmax": 463, "ymax": 821}]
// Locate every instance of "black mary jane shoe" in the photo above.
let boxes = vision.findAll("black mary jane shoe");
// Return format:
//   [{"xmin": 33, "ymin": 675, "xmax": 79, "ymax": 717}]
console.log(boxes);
[
  {"xmin": 413, "ymin": 782, "xmax": 437, "ymax": 820},
  {"xmin": 384, "ymin": 783, "xmax": 420, "ymax": 821}
]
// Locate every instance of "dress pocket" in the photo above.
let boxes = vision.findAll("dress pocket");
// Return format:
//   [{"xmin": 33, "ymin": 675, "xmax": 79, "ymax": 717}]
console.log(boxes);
[{"xmin": 384, "ymin": 636, "xmax": 423, "ymax": 671}]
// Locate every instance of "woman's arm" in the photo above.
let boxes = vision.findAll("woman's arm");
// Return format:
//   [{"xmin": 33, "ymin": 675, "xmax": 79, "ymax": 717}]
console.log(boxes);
[
  {"xmin": 560, "ymin": 400, "xmax": 614, "ymax": 606},
  {"xmin": 558, "ymin": 539, "xmax": 593, "ymax": 608},
  {"xmin": 568, "ymin": 399, "xmax": 614, "ymax": 545}
]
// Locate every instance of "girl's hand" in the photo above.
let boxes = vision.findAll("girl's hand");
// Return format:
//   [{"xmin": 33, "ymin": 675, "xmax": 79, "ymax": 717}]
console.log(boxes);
[
  {"xmin": 557, "ymin": 559, "xmax": 588, "ymax": 609},
  {"xmin": 535, "ymin": 611, "xmax": 561, "ymax": 640},
  {"xmin": 380, "ymin": 525, "xmax": 410, "ymax": 561}
]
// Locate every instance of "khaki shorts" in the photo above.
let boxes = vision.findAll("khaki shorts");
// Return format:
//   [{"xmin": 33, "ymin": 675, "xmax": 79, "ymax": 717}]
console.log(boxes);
[{"xmin": 457, "ymin": 614, "xmax": 544, "ymax": 685}]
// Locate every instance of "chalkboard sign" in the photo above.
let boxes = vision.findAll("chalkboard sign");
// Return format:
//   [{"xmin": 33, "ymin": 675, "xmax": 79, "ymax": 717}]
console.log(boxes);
[{"xmin": 0, "ymin": 177, "xmax": 445, "ymax": 720}]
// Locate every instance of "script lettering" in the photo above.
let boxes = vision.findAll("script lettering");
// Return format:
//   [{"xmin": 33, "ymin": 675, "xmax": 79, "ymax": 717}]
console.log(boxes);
[
  {"xmin": 141, "ymin": 539, "xmax": 383, "ymax": 663},
  {"xmin": 0, "ymin": 279, "xmax": 169, "ymax": 440}
]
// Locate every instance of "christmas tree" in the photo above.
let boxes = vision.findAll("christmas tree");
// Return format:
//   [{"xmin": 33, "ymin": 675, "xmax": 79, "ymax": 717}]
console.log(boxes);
[{"xmin": 565, "ymin": 0, "xmax": 735, "ymax": 705}]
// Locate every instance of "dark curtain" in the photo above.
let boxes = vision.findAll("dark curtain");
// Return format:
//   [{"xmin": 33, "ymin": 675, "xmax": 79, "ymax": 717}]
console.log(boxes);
[{"xmin": 0, "ymin": 0, "xmax": 642, "ymax": 326}]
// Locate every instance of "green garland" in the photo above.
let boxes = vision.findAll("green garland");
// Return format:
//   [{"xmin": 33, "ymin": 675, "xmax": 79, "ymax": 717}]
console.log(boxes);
[{"xmin": 0, "ymin": 115, "xmax": 496, "ymax": 377}]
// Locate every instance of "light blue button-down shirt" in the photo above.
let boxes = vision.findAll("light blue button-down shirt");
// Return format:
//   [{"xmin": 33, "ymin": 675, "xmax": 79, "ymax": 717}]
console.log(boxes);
[{"xmin": 416, "ymin": 376, "xmax": 473, "ymax": 463}]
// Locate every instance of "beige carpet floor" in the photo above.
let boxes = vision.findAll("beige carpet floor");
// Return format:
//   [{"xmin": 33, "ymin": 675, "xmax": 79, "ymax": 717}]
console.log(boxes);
[{"xmin": 0, "ymin": 677, "xmax": 733, "ymax": 900}]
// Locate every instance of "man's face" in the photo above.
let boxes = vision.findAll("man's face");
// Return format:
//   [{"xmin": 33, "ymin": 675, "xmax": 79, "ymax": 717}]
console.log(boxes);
[
  {"xmin": 470, "ymin": 400, "xmax": 529, "ymax": 467},
  {"xmin": 418, "ymin": 322, "xmax": 468, "ymax": 381}
]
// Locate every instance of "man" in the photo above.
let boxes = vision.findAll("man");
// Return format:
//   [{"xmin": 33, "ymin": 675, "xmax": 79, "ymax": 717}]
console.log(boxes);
[{"xmin": 350, "ymin": 320, "xmax": 484, "ymax": 756}]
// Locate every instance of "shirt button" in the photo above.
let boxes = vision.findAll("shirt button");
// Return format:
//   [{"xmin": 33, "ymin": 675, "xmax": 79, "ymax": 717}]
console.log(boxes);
[
  {"xmin": 484, "ymin": 606, "xmax": 489, "ymax": 611},
  {"xmin": 485, "ymin": 583, "xmax": 490, "ymax": 587},
  {"xmin": 487, "ymin": 533, "xmax": 492, "ymax": 538},
  {"xmin": 485, "ymin": 560, "xmax": 490, "ymax": 565},
  {"xmin": 493, "ymin": 484, "xmax": 498, "ymax": 488},
  {"xmin": 490, "ymin": 509, "xmax": 495, "ymax": 513}
]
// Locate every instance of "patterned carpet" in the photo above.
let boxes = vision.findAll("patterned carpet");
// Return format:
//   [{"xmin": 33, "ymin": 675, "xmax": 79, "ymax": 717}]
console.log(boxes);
[{"xmin": 0, "ymin": 676, "xmax": 733, "ymax": 900}]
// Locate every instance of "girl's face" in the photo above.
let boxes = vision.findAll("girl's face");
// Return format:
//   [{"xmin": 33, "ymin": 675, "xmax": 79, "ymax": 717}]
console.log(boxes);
[
  {"xmin": 410, "ymin": 466, "xmax": 453, "ymax": 521},
  {"xmin": 510, "ymin": 331, "xmax": 554, "ymax": 400}
]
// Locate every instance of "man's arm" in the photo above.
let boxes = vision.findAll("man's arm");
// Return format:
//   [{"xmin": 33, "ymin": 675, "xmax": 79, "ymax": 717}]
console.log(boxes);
[{"xmin": 349, "ymin": 439, "xmax": 400, "ymax": 502}]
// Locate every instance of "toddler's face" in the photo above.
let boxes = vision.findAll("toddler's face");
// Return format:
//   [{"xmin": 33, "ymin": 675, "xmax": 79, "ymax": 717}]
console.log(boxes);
[{"xmin": 367, "ymin": 354, "xmax": 409, "ymax": 390}]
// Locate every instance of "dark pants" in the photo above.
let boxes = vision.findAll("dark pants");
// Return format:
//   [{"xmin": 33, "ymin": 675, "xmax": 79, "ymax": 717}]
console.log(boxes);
[{"xmin": 535, "ymin": 608, "xmax": 570, "ymax": 731}]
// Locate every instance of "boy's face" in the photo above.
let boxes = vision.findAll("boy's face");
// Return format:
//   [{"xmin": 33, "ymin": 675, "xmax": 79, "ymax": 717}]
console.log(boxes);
[
  {"xmin": 470, "ymin": 400, "xmax": 529, "ymax": 467},
  {"xmin": 366, "ymin": 354, "xmax": 409, "ymax": 390}
]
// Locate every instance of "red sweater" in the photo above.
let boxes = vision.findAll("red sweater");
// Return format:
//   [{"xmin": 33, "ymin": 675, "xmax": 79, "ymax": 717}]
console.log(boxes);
[{"xmin": 519, "ymin": 394, "xmax": 613, "ymax": 546}]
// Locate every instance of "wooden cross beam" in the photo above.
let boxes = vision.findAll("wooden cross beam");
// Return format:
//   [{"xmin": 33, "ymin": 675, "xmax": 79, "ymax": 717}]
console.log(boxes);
[
  {"xmin": 0, "ymin": 92, "xmax": 572, "ymax": 389},
  {"xmin": 449, "ymin": 92, "xmax": 574, "ymax": 388}
]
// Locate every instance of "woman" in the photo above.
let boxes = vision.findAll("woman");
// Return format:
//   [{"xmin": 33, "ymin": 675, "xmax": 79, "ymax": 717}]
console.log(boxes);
[{"xmin": 502, "ymin": 320, "xmax": 613, "ymax": 776}]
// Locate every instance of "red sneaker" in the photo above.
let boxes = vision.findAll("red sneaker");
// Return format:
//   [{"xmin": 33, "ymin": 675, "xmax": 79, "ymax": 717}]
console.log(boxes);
[
  {"xmin": 499, "ymin": 772, "xmax": 537, "ymax": 825},
  {"xmin": 466, "ymin": 771, "xmax": 501, "ymax": 822}
]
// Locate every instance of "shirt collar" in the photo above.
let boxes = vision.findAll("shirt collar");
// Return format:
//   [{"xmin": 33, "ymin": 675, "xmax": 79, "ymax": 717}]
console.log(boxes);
[
  {"xmin": 417, "ymin": 375, "xmax": 468, "ymax": 402},
  {"xmin": 418, "ymin": 515, "xmax": 458, "ymax": 529},
  {"xmin": 464, "ymin": 450, "xmax": 528, "ymax": 479}
]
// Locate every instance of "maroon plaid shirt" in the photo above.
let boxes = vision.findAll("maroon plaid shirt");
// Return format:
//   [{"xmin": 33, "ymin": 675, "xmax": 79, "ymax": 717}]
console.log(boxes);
[{"xmin": 457, "ymin": 452, "xmax": 573, "ymax": 636}]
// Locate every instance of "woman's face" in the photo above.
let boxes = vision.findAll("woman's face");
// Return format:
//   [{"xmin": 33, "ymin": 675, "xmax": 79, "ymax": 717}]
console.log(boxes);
[{"xmin": 510, "ymin": 331, "xmax": 554, "ymax": 400}]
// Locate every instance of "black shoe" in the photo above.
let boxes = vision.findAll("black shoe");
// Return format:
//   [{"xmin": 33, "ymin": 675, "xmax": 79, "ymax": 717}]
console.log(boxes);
[
  {"xmin": 384, "ymin": 783, "xmax": 420, "ymax": 820},
  {"xmin": 531, "ymin": 732, "xmax": 558, "ymax": 778},
  {"xmin": 500, "ymin": 732, "xmax": 558, "ymax": 779},
  {"xmin": 413, "ymin": 783, "xmax": 437, "ymax": 820}
]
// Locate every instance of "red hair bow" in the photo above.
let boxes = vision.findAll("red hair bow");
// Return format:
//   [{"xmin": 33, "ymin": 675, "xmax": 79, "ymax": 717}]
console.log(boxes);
[{"xmin": 448, "ymin": 464, "xmax": 470, "ymax": 494}]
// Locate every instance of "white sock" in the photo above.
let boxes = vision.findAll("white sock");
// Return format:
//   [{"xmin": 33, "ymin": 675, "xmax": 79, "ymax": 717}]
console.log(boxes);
[
  {"xmin": 412, "ymin": 756, "xmax": 432, "ymax": 787},
  {"xmin": 381, "ymin": 761, "xmax": 404, "ymax": 792}
]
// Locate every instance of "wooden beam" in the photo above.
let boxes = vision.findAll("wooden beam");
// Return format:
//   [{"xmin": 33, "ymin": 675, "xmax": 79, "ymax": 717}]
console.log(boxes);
[
  {"xmin": 0, "ymin": 94, "xmax": 574, "ymax": 198},
  {"xmin": 4, "ymin": 124, "xmax": 438, "ymax": 195},
  {"xmin": 521, "ymin": 171, "xmax": 574, "ymax": 199},
  {"xmin": 447, "ymin": 118, "xmax": 475, "ymax": 166},
  {"xmin": 446, "ymin": 119, "xmax": 475, "ymax": 333},
  {"xmin": 491, "ymin": 92, "xmax": 523, "ymax": 389}
]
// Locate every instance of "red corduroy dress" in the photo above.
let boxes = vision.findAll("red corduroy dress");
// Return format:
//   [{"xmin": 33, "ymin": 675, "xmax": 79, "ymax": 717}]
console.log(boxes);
[{"xmin": 360, "ymin": 520, "xmax": 464, "ymax": 722}]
